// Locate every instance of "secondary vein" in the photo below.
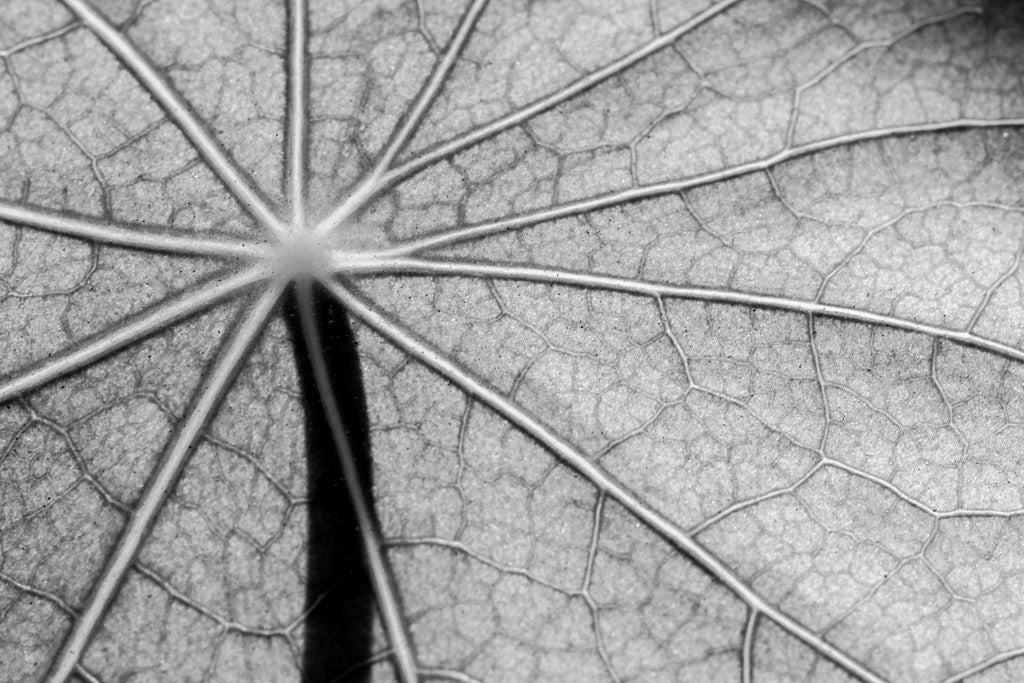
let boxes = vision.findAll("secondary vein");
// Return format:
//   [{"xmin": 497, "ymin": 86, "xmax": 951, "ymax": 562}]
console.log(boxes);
[
  {"xmin": 379, "ymin": 0, "xmax": 745, "ymax": 189},
  {"xmin": 335, "ymin": 256, "xmax": 1024, "ymax": 365},
  {"xmin": 44, "ymin": 282, "xmax": 284, "ymax": 683},
  {"xmin": 329, "ymin": 279, "xmax": 888, "ymax": 683},
  {"xmin": 314, "ymin": 0, "xmax": 492, "ymax": 237},
  {"xmin": 386, "ymin": 118, "xmax": 1024, "ymax": 255},
  {"xmin": 61, "ymin": 0, "xmax": 289, "ymax": 239},
  {"xmin": 286, "ymin": 0, "xmax": 309, "ymax": 227}
]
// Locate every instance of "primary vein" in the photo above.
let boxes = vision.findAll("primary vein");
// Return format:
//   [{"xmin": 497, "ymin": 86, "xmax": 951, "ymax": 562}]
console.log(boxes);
[
  {"xmin": 0, "ymin": 267, "xmax": 266, "ymax": 404},
  {"xmin": 44, "ymin": 282, "xmax": 284, "ymax": 683},
  {"xmin": 330, "ymin": 280, "xmax": 887, "ymax": 683},
  {"xmin": 344, "ymin": 256, "xmax": 1024, "ymax": 364},
  {"xmin": 379, "ymin": 0, "xmax": 745, "ymax": 189},
  {"xmin": 0, "ymin": 200, "xmax": 268, "ymax": 259},
  {"xmin": 314, "ymin": 0, "xmax": 491, "ymax": 237},
  {"xmin": 387, "ymin": 118, "xmax": 1024, "ymax": 255},
  {"xmin": 286, "ymin": 0, "xmax": 309, "ymax": 227},
  {"xmin": 60, "ymin": 0, "xmax": 290, "ymax": 239}
]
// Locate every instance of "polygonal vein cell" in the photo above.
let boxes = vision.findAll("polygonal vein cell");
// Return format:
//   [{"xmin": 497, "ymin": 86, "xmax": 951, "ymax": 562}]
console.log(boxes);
[{"xmin": 325, "ymin": 277, "xmax": 886, "ymax": 683}]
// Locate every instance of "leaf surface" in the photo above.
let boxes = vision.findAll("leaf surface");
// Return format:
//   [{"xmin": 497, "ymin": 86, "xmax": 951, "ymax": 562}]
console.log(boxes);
[{"xmin": 1, "ymin": 0, "xmax": 1024, "ymax": 682}]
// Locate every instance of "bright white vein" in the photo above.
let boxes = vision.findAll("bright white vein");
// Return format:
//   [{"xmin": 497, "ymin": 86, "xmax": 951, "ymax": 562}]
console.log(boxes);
[
  {"xmin": 44, "ymin": 283, "xmax": 284, "ymax": 683},
  {"xmin": 327, "ymin": 278, "xmax": 887, "ymax": 683},
  {"xmin": 385, "ymin": 118, "xmax": 1024, "ymax": 256},
  {"xmin": 59, "ymin": 0, "xmax": 290, "ymax": 239},
  {"xmin": 287, "ymin": 0, "xmax": 308, "ymax": 226},
  {"xmin": 0, "ymin": 200, "xmax": 267, "ymax": 259},
  {"xmin": 4, "ymin": 0, "xmax": 1024, "ymax": 681},
  {"xmin": 0, "ymin": 268, "xmax": 266, "ymax": 404},
  {"xmin": 341, "ymin": 255, "xmax": 1024, "ymax": 365},
  {"xmin": 376, "ymin": 0, "xmax": 746, "ymax": 190},
  {"xmin": 314, "ymin": 0, "xmax": 491, "ymax": 236}
]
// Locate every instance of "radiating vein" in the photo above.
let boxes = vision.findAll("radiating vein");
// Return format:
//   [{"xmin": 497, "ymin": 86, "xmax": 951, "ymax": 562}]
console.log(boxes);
[
  {"xmin": 373, "ymin": 0, "xmax": 490, "ymax": 176},
  {"xmin": 742, "ymin": 610, "xmax": 758, "ymax": 683},
  {"xmin": 327, "ymin": 279, "xmax": 887, "ymax": 683},
  {"xmin": 44, "ymin": 282, "xmax": 284, "ymax": 683},
  {"xmin": 336, "ymin": 256, "xmax": 1024, "ymax": 364},
  {"xmin": 286, "ymin": 0, "xmax": 309, "ymax": 226},
  {"xmin": 74, "ymin": 664, "xmax": 101, "ymax": 683},
  {"xmin": 60, "ymin": 0, "xmax": 289, "ymax": 239},
  {"xmin": 297, "ymin": 281, "xmax": 418, "ymax": 683},
  {"xmin": 389, "ymin": 119, "xmax": 1024, "ymax": 254},
  {"xmin": 0, "ymin": 200, "xmax": 268, "ymax": 259},
  {"xmin": 940, "ymin": 648, "xmax": 1024, "ymax": 683},
  {"xmin": 0, "ymin": 267, "xmax": 266, "ymax": 404},
  {"xmin": 378, "ymin": 0, "xmax": 744, "ymax": 189},
  {"xmin": 315, "ymin": 0, "xmax": 491, "ymax": 236},
  {"xmin": 419, "ymin": 668, "xmax": 482, "ymax": 683}
]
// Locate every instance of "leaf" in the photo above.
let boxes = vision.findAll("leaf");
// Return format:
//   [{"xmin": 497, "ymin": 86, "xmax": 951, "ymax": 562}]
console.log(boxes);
[{"xmin": 1, "ymin": 0, "xmax": 1023, "ymax": 681}]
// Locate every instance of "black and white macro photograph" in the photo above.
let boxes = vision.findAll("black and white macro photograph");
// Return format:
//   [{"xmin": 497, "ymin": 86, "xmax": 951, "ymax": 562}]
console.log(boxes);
[{"xmin": 1, "ymin": 0, "xmax": 1023, "ymax": 681}]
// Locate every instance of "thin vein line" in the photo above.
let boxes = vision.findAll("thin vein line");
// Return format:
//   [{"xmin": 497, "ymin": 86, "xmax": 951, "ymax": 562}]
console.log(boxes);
[
  {"xmin": 386, "ymin": 536, "xmax": 569, "ymax": 595},
  {"xmin": 335, "ymin": 256, "xmax": 1024, "ymax": 364},
  {"xmin": 0, "ymin": 267, "xmax": 267, "ymax": 404},
  {"xmin": 315, "ymin": 0, "xmax": 491, "ymax": 236},
  {"xmin": 286, "ymin": 0, "xmax": 308, "ymax": 227},
  {"xmin": 742, "ymin": 609, "xmax": 758, "ymax": 683},
  {"xmin": 419, "ymin": 668, "xmax": 482, "ymax": 683},
  {"xmin": 581, "ymin": 492, "xmax": 620, "ymax": 683},
  {"xmin": 0, "ymin": 571, "xmax": 76, "ymax": 616},
  {"xmin": 74, "ymin": 664, "xmax": 101, "ymax": 683},
  {"xmin": 940, "ymin": 648, "xmax": 1024, "ymax": 683},
  {"xmin": 44, "ymin": 282, "xmax": 284, "ymax": 683},
  {"xmin": 296, "ymin": 280, "xmax": 418, "ymax": 683},
  {"xmin": 135, "ymin": 562, "xmax": 296, "ymax": 637},
  {"xmin": 783, "ymin": 7, "xmax": 982, "ymax": 147},
  {"xmin": 388, "ymin": 118, "xmax": 1024, "ymax": 255},
  {"xmin": 374, "ymin": 0, "xmax": 490, "ymax": 175},
  {"xmin": 327, "ymin": 280, "xmax": 886, "ymax": 683},
  {"xmin": 0, "ymin": 21, "xmax": 80, "ymax": 57},
  {"xmin": 969, "ymin": 228, "xmax": 1024, "ymax": 332},
  {"xmin": 378, "ymin": 0, "xmax": 744, "ymax": 189},
  {"xmin": 60, "ymin": 0, "xmax": 289, "ymax": 239},
  {"xmin": 0, "ymin": 201, "xmax": 268, "ymax": 259},
  {"xmin": 336, "ymin": 649, "xmax": 393, "ymax": 682}
]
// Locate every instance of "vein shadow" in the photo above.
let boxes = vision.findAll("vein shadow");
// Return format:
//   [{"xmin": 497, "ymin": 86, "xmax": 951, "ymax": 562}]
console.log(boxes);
[{"xmin": 283, "ymin": 285, "xmax": 375, "ymax": 683}]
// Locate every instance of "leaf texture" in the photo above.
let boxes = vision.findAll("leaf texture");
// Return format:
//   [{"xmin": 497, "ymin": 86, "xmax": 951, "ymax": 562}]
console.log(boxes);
[{"xmin": 1, "ymin": 0, "xmax": 1024, "ymax": 681}]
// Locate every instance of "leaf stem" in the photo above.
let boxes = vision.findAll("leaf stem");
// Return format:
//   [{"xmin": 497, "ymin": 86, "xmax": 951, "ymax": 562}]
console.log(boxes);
[
  {"xmin": 44, "ymin": 282, "xmax": 284, "ymax": 683},
  {"xmin": 297, "ymin": 280, "xmax": 419, "ymax": 683}
]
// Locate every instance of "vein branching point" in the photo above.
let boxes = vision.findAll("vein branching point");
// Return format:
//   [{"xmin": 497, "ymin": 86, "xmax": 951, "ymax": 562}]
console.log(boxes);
[{"xmin": 2, "ymin": 1, "xmax": 1021, "ymax": 682}]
